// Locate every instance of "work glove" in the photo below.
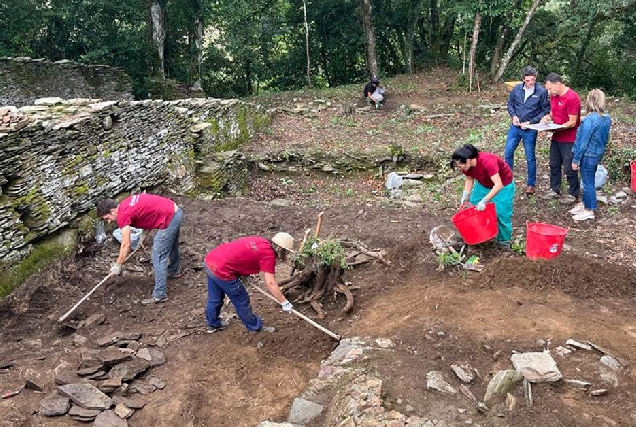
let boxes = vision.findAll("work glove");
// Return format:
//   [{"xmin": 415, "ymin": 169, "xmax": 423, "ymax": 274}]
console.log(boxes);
[
  {"xmin": 110, "ymin": 263, "xmax": 122, "ymax": 276},
  {"xmin": 459, "ymin": 190, "xmax": 470, "ymax": 206},
  {"xmin": 475, "ymin": 198, "xmax": 488, "ymax": 211},
  {"xmin": 281, "ymin": 300, "xmax": 293, "ymax": 313}
]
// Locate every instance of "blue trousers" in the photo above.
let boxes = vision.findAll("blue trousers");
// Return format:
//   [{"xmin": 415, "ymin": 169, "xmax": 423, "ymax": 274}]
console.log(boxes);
[
  {"xmin": 205, "ymin": 268, "xmax": 263, "ymax": 331},
  {"xmin": 151, "ymin": 208, "xmax": 182, "ymax": 300},
  {"xmin": 470, "ymin": 181, "xmax": 515, "ymax": 242},
  {"xmin": 580, "ymin": 155, "xmax": 601, "ymax": 210},
  {"xmin": 504, "ymin": 125, "xmax": 538, "ymax": 186}
]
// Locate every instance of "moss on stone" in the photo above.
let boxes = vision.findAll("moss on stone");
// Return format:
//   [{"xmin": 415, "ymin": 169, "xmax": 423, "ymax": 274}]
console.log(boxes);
[
  {"xmin": 0, "ymin": 230, "xmax": 77, "ymax": 299},
  {"xmin": 74, "ymin": 183, "xmax": 89, "ymax": 195}
]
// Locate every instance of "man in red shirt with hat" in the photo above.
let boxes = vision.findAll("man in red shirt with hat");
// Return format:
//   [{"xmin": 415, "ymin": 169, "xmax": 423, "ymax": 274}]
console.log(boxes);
[{"xmin": 203, "ymin": 233, "xmax": 295, "ymax": 333}]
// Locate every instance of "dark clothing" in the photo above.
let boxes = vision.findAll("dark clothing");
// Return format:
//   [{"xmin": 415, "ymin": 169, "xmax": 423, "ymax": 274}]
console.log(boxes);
[
  {"xmin": 463, "ymin": 152, "xmax": 513, "ymax": 188},
  {"xmin": 549, "ymin": 142, "xmax": 579, "ymax": 196},
  {"xmin": 507, "ymin": 83, "xmax": 550, "ymax": 124},
  {"xmin": 363, "ymin": 82, "xmax": 377, "ymax": 98},
  {"xmin": 205, "ymin": 271, "xmax": 263, "ymax": 331}
]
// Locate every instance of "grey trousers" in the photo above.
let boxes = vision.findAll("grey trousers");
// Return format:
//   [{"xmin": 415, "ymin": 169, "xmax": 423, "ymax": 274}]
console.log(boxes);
[{"xmin": 549, "ymin": 141, "xmax": 580, "ymax": 196}]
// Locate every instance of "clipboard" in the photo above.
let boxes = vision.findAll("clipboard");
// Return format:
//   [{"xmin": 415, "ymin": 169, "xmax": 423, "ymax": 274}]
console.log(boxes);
[{"xmin": 524, "ymin": 123, "xmax": 566, "ymax": 131}]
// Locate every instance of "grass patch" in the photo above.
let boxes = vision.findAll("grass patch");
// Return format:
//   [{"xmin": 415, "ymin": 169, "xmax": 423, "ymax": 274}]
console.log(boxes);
[{"xmin": 0, "ymin": 238, "xmax": 74, "ymax": 299}]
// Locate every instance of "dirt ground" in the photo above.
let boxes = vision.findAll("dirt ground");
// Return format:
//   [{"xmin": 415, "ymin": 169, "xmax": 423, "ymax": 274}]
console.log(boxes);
[{"xmin": 1, "ymin": 70, "xmax": 636, "ymax": 427}]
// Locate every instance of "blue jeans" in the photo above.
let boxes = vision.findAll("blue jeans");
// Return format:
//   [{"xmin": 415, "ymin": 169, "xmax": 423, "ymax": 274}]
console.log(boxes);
[
  {"xmin": 504, "ymin": 125, "xmax": 538, "ymax": 186},
  {"xmin": 204, "ymin": 267, "xmax": 263, "ymax": 331},
  {"xmin": 580, "ymin": 155, "xmax": 600, "ymax": 210},
  {"xmin": 470, "ymin": 181, "xmax": 516, "ymax": 242},
  {"xmin": 151, "ymin": 208, "xmax": 183, "ymax": 300}
]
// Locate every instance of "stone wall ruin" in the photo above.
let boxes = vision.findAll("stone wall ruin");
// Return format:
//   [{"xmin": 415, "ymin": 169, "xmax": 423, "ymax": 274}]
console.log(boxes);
[
  {"xmin": 0, "ymin": 97, "xmax": 270, "ymax": 264},
  {"xmin": 0, "ymin": 57, "xmax": 134, "ymax": 108}
]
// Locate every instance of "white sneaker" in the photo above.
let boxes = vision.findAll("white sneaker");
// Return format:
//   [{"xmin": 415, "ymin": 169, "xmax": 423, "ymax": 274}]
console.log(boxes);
[
  {"xmin": 573, "ymin": 209, "xmax": 595, "ymax": 221},
  {"xmin": 569, "ymin": 202, "xmax": 584, "ymax": 215}
]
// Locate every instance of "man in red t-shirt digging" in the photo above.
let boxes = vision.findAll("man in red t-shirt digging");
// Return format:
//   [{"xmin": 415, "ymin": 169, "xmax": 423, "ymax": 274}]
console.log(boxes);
[
  {"xmin": 97, "ymin": 194, "xmax": 183, "ymax": 305},
  {"xmin": 203, "ymin": 233, "xmax": 295, "ymax": 333}
]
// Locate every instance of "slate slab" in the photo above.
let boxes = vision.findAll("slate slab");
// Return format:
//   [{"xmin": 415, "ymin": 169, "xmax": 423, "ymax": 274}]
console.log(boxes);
[
  {"xmin": 39, "ymin": 392, "xmax": 71, "ymax": 416},
  {"xmin": 510, "ymin": 351, "xmax": 562, "ymax": 383},
  {"xmin": 108, "ymin": 357, "xmax": 150, "ymax": 381},
  {"xmin": 288, "ymin": 398, "xmax": 324, "ymax": 424},
  {"xmin": 68, "ymin": 405, "xmax": 101, "ymax": 419},
  {"xmin": 94, "ymin": 410, "xmax": 128, "ymax": 427},
  {"xmin": 112, "ymin": 396, "xmax": 147, "ymax": 409},
  {"xmin": 57, "ymin": 383, "xmax": 112, "ymax": 410}
]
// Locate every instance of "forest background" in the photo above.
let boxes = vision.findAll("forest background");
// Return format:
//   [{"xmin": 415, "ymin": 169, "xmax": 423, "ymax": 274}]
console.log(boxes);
[{"xmin": 1, "ymin": 0, "xmax": 635, "ymax": 99}]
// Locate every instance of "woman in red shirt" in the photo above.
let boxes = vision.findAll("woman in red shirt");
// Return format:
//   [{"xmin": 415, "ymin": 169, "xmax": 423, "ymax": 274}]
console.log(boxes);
[{"xmin": 450, "ymin": 144, "xmax": 516, "ymax": 248}]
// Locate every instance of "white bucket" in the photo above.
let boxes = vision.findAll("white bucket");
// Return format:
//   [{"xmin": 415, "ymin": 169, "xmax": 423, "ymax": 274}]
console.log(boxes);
[{"xmin": 113, "ymin": 227, "xmax": 143, "ymax": 250}]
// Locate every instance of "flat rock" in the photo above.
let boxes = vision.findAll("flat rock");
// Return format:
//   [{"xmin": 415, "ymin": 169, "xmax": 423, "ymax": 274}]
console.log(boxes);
[
  {"xmin": 79, "ymin": 348, "xmax": 103, "ymax": 369},
  {"xmin": 600, "ymin": 355, "xmax": 622, "ymax": 371},
  {"xmin": 129, "ymin": 382, "xmax": 156, "ymax": 395},
  {"xmin": 288, "ymin": 398, "xmax": 324, "ymax": 424},
  {"xmin": 136, "ymin": 347, "xmax": 166, "ymax": 367},
  {"xmin": 426, "ymin": 371, "xmax": 457, "ymax": 395},
  {"xmin": 68, "ymin": 405, "xmax": 102, "ymax": 419},
  {"xmin": 54, "ymin": 363, "xmax": 82, "ymax": 385},
  {"xmin": 565, "ymin": 339, "xmax": 592, "ymax": 351},
  {"xmin": 510, "ymin": 351, "xmax": 562, "ymax": 382},
  {"xmin": 112, "ymin": 396, "xmax": 147, "ymax": 409},
  {"xmin": 451, "ymin": 363, "xmax": 475, "ymax": 383},
  {"xmin": 107, "ymin": 357, "xmax": 150, "ymax": 381},
  {"xmin": 100, "ymin": 346, "xmax": 133, "ymax": 366},
  {"xmin": 39, "ymin": 392, "xmax": 71, "ymax": 416},
  {"xmin": 114, "ymin": 403, "xmax": 135, "ymax": 419},
  {"xmin": 57, "ymin": 383, "xmax": 112, "ymax": 410},
  {"xmin": 147, "ymin": 376, "xmax": 166, "ymax": 389},
  {"xmin": 94, "ymin": 410, "xmax": 128, "ymax": 427},
  {"xmin": 564, "ymin": 379, "xmax": 591, "ymax": 388},
  {"xmin": 483, "ymin": 370, "xmax": 523, "ymax": 405}
]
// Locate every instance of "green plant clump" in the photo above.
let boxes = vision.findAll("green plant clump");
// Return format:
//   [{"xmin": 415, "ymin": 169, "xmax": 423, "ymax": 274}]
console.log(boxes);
[
  {"xmin": 437, "ymin": 250, "xmax": 462, "ymax": 267},
  {"xmin": 295, "ymin": 236, "xmax": 349, "ymax": 270}
]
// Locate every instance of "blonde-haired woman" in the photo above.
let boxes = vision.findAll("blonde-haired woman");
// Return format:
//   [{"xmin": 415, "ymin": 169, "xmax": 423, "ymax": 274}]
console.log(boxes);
[{"xmin": 570, "ymin": 89, "xmax": 611, "ymax": 221}]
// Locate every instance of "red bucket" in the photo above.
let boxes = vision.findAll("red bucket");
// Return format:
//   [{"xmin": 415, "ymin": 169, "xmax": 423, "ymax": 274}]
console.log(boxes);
[
  {"xmin": 525, "ymin": 221, "xmax": 570, "ymax": 260},
  {"xmin": 630, "ymin": 161, "xmax": 636, "ymax": 193},
  {"xmin": 451, "ymin": 202, "xmax": 498, "ymax": 245}
]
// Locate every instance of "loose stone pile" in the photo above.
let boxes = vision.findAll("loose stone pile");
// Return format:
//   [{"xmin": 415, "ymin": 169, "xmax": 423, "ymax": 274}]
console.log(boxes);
[
  {"xmin": 38, "ymin": 324, "xmax": 166, "ymax": 426},
  {"xmin": 258, "ymin": 335, "xmax": 627, "ymax": 427}
]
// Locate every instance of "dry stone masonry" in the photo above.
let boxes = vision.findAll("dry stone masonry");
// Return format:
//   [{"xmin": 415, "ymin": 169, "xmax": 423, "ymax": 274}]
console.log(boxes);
[
  {"xmin": 0, "ymin": 57, "xmax": 133, "ymax": 107},
  {"xmin": 0, "ymin": 97, "xmax": 269, "ymax": 264}
]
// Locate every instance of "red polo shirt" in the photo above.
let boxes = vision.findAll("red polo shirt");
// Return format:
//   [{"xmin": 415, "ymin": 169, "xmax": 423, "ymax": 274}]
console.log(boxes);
[
  {"xmin": 204, "ymin": 236, "xmax": 276, "ymax": 281},
  {"xmin": 550, "ymin": 88, "xmax": 581, "ymax": 143},
  {"xmin": 463, "ymin": 152, "xmax": 513, "ymax": 189},
  {"xmin": 116, "ymin": 194, "xmax": 176, "ymax": 230}
]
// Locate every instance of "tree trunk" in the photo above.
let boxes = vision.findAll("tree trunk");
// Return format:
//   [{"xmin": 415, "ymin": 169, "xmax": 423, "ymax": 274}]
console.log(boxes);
[
  {"xmin": 574, "ymin": 15, "xmax": 600, "ymax": 78},
  {"xmin": 150, "ymin": 0, "xmax": 166, "ymax": 78},
  {"xmin": 303, "ymin": 0, "xmax": 312, "ymax": 87},
  {"xmin": 405, "ymin": 0, "xmax": 426, "ymax": 74},
  {"xmin": 360, "ymin": 0, "xmax": 378, "ymax": 78},
  {"xmin": 245, "ymin": 59, "xmax": 253, "ymax": 96},
  {"xmin": 191, "ymin": 17, "xmax": 204, "ymax": 91},
  {"xmin": 489, "ymin": 0, "xmax": 520, "ymax": 78},
  {"xmin": 490, "ymin": 26, "xmax": 508, "ymax": 78},
  {"xmin": 469, "ymin": 10, "xmax": 481, "ymax": 91},
  {"xmin": 494, "ymin": 0, "xmax": 542, "ymax": 83},
  {"xmin": 429, "ymin": 0, "xmax": 440, "ymax": 63}
]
